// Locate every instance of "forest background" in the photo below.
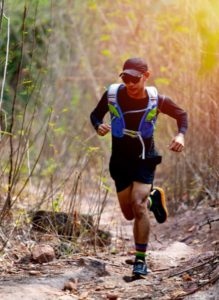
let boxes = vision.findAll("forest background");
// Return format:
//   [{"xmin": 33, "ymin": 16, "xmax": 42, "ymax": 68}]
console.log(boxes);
[{"xmin": 0, "ymin": 0, "xmax": 218, "ymax": 225}]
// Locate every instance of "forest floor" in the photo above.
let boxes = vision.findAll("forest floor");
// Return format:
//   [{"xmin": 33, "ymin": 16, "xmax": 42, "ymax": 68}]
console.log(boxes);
[{"xmin": 0, "ymin": 196, "xmax": 218, "ymax": 300}]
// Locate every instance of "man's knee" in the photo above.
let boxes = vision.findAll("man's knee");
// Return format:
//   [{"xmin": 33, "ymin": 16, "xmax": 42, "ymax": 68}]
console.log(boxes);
[
  {"xmin": 131, "ymin": 188, "xmax": 151, "ymax": 205},
  {"xmin": 131, "ymin": 187, "xmax": 151, "ymax": 219},
  {"xmin": 130, "ymin": 198, "xmax": 147, "ymax": 219}
]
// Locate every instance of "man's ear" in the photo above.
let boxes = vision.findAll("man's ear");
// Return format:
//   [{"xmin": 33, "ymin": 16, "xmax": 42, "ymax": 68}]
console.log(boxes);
[{"xmin": 144, "ymin": 71, "xmax": 150, "ymax": 80}]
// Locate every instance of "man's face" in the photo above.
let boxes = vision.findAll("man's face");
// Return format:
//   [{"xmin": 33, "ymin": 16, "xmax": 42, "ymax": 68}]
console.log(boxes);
[{"xmin": 121, "ymin": 72, "xmax": 150, "ymax": 97}]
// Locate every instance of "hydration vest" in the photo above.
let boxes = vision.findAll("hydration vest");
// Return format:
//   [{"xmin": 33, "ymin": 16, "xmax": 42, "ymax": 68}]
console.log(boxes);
[{"xmin": 107, "ymin": 83, "xmax": 158, "ymax": 159}]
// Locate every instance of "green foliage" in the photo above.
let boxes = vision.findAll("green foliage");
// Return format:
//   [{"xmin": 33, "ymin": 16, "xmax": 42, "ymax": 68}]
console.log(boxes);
[
  {"xmin": 0, "ymin": 0, "xmax": 52, "ymax": 113},
  {"xmin": 195, "ymin": 5, "xmax": 219, "ymax": 73},
  {"xmin": 52, "ymin": 193, "xmax": 63, "ymax": 212},
  {"xmin": 101, "ymin": 49, "xmax": 112, "ymax": 57},
  {"xmin": 41, "ymin": 158, "xmax": 59, "ymax": 177},
  {"xmin": 154, "ymin": 77, "xmax": 171, "ymax": 86},
  {"xmin": 100, "ymin": 176, "xmax": 112, "ymax": 192}
]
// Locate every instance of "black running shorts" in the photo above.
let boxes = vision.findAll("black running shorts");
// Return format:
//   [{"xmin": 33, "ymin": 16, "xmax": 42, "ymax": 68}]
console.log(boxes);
[{"xmin": 109, "ymin": 156, "xmax": 161, "ymax": 193}]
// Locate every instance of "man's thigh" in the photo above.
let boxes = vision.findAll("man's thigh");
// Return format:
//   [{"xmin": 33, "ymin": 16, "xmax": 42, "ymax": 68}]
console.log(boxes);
[
  {"xmin": 109, "ymin": 159, "xmax": 133, "ymax": 192},
  {"xmin": 117, "ymin": 185, "xmax": 134, "ymax": 220}
]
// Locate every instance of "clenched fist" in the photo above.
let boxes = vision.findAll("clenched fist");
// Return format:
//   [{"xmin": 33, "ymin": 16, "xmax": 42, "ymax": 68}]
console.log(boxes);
[
  {"xmin": 97, "ymin": 124, "xmax": 111, "ymax": 136},
  {"xmin": 169, "ymin": 133, "xmax": 185, "ymax": 152}
]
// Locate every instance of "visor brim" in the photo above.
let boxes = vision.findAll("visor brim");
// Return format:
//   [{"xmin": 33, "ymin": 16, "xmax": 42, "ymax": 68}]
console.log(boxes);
[{"xmin": 119, "ymin": 69, "xmax": 143, "ymax": 77}]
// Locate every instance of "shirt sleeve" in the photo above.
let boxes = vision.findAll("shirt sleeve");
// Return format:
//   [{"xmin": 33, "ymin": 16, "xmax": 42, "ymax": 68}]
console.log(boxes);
[
  {"xmin": 90, "ymin": 90, "xmax": 109, "ymax": 130},
  {"xmin": 158, "ymin": 95, "xmax": 188, "ymax": 134}
]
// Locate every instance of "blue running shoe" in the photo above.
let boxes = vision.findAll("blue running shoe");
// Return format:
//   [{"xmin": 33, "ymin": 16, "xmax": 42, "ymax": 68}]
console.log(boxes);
[{"xmin": 132, "ymin": 259, "xmax": 147, "ymax": 276}]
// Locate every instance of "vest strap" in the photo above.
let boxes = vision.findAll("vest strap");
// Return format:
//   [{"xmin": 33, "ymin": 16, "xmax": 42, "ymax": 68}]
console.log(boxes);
[
  {"xmin": 123, "ymin": 129, "xmax": 146, "ymax": 159},
  {"xmin": 107, "ymin": 83, "xmax": 121, "ymax": 103},
  {"xmin": 123, "ymin": 108, "xmax": 147, "ymax": 115}
]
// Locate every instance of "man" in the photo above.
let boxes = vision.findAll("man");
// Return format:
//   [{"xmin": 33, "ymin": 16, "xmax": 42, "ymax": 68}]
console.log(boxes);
[{"xmin": 90, "ymin": 58, "xmax": 188, "ymax": 277}]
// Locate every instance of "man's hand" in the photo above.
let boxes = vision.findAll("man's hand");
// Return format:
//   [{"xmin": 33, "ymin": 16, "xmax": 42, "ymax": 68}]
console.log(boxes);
[
  {"xmin": 97, "ymin": 124, "xmax": 111, "ymax": 136},
  {"xmin": 169, "ymin": 133, "xmax": 185, "ymax": 152}
]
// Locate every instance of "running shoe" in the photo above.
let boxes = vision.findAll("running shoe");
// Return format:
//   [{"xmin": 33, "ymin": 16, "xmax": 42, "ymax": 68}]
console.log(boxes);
[
  {"xmin": 132, "ymin": 259, "xmax": 147, "ymax": 276},
  {"xmin": 149, "ymin": 187, "xmax": 168, "ymax": 223}
]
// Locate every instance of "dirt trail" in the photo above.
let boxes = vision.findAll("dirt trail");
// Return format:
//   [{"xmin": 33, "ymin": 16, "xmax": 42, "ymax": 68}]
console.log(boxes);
[{"xmin": 0, "ymin": 198, "xmax": 218, "ymax": 300}]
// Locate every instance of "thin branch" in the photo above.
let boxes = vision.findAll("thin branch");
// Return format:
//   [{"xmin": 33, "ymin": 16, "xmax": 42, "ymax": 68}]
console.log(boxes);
[
  {"xmin": 0, "ymin": 4, "xmax": 10, "ymax": 140},
  {"xmin": 173, "ymin": 273, "xmax": 219, "ymax": 300},
  {"xmin": 198, "ymin": 217, "xmax": 219, "ymax": 230},
  {"xmin": 168, "ymin": 254, "xmax": 219, "ymax": 278},
  {"xmin": 10, "ymin": 111, "xmax": 53, "ymax": 208},
  {"xmin": 0, "ymin": 109, "xmax": 53, "ymax": 223},
  {"xmin": 0, "ymin": 10, "xmax": 10, "ymax": 109},
  {"xmin": 4, "ymin": 5, "xmax": 27, "ymax": 210},
  {"xmin": 0, "ymin": 0, "xmax": 4, "ymax": 31},
  {"xmin": 0, "ymin": 224, "xmax": 16, "ymax": 252}
]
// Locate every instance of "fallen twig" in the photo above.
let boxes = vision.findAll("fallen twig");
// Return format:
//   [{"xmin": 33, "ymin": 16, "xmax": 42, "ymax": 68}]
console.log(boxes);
[
  {"xmin": 151, "ymin": 231, "xmax": 163, "ymax": 245},
  {"xmin": 173, "ymin": 273, "xmax": 219, "ymax": 299},
  {"xmin": 168, "ymin": 254, "xmax": 219, "ymax": 278},
  {"xmin": 198, "ymin": 217, "xmax": 219, "ymax": 230},
  {"xmin": 179, "ymin": 235, "xmax": 193, "ymax": 243},
  {"xmin": 153, "ymin": 267, "xmax": 170, "ymax": 272}
]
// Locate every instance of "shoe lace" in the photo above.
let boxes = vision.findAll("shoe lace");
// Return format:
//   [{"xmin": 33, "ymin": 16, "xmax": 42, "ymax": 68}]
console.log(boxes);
[{"xmin": 134, "ymin": 259, "xmax": 145, "ymax": 270}]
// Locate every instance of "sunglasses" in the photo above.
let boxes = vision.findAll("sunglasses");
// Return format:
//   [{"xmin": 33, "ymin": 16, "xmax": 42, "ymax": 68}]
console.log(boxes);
[{"xmin": 121, "ymin": 74, "xmax": 142, "ymax": 84}]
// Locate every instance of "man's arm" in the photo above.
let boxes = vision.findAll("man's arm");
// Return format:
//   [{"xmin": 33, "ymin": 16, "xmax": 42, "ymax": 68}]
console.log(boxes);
[
  {"xmin": 158, "ymin": 95, "xmax": 188, "ymax": 152},
  {"xmin": 90, "ymin": 90, "xmax": 111, "ymax": 136}
]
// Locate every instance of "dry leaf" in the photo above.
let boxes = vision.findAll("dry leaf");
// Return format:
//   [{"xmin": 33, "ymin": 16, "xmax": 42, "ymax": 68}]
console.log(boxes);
[
  {"xmin": 171, "ymin": 290, "xmax": 187, "ymax": 298},
  {"xmin": 192, "ymin": 239, "xmax": 200, "ymax": 244},
  {"xmin": 29, "ymin": 270, "xmax": 41, "ymax": 276},
  {"xmin": 188, "ymin": 225, "xmax": 196, "ymax": 232},
  {"xmin": 182, "ymin": 272, "xmax": 192, "ymax": 281},
  {"xmin": 104, "ymin": 283, "xmax": 116, "ymax": 289},
  {"xmin": 211, "ymin": 240, "xmax": 219, "ymax": 245},
  {"xmin": 63, "ymin": 281, "xmax": 78, "ymax": 294}
]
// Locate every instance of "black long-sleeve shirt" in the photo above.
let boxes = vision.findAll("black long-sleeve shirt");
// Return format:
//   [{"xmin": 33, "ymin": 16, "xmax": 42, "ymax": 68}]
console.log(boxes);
[{"xmin": 90, "ymin": 84, "xmax": 188, "ymax": 160}]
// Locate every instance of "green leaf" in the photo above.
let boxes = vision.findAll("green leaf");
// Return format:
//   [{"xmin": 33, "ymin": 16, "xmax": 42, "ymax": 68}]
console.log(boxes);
[
  {"xmin": 176, "ymin": 25, "xmax": 190, "ymax": 33},
  {"xmin": 87, "ymin": 146, "xmax": 99, "ymax": 153},
  {"xmin": 22, "ymin": 80, "xmax": 32, "ymax": 85},
  {"xmin": 160, "ymin": 66, "xmax": 168, "ymax": 72},
  {"xmin": 101, "ymin": 49, "xmax": 111, "ymax": 57},
  {"xmin": 71, "ymin": 94, "xmax": 79, "ymax": 106},
  {"xmin": 100, "ymin": 34, "xmax": 110, "ymax": 42},
  {"xmin": 154, "ymin": 77, "xmax": 171, "ymax": 86},
  {"xmin": 0, "ymin": 130, "xmax": 13, "ymax": 136},
  {"xmin": 88, "ymin": 0, "xmax": 97, "ymax": 10},
  {"xmin": 49, "ymin": 122, "xmax": 55, "ymax": 128},
  {"xmin": 102, "ymin": 184, "xmax": 112, "ymax": 192},
  {"xmin": 54, "ymin": 126, "xmax": 65, "ymax": 134}
]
